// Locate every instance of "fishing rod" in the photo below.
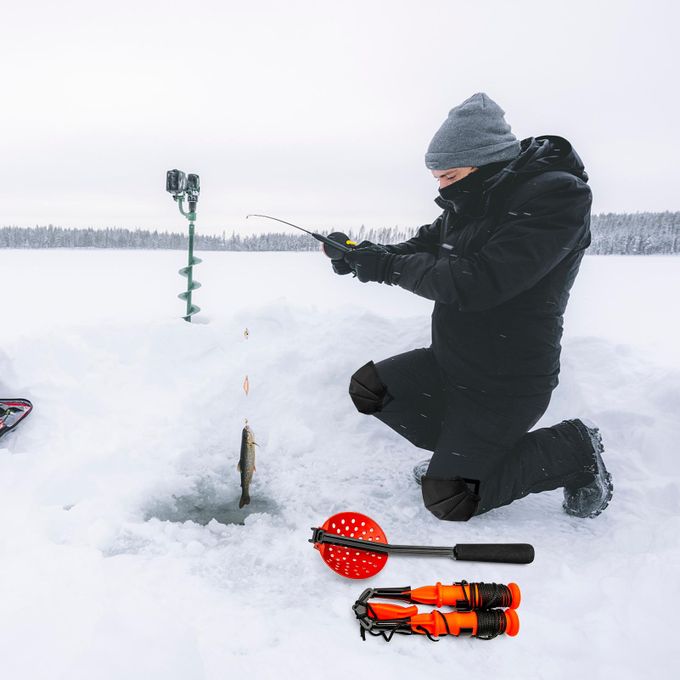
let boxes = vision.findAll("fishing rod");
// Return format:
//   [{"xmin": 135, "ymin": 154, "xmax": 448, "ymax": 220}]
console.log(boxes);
[{"xmin": 245, "ymin": 214, "xmax": 356, "ymax": 259}]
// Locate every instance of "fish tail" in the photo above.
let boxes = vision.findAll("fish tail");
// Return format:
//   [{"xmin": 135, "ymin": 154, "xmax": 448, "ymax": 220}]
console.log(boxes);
[{"xmin": 239, "ymin": 491, "xmax": 250, "ymax": 508}]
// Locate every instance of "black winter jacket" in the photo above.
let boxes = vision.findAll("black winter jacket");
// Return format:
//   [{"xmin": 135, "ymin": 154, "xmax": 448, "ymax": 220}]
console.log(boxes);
[{"xmin": 386, "ymin": 135, "xmax": 592, "ymax": 396}]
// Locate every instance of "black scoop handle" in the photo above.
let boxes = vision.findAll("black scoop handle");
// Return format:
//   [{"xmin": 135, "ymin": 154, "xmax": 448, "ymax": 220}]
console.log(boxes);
[
  {"xmin": 310, "ymin": 529, "xmax": 534, "ymax": 565},
  {"xmin": 453, "ymin": 543, "xmax": 535, "ymax": 564}
]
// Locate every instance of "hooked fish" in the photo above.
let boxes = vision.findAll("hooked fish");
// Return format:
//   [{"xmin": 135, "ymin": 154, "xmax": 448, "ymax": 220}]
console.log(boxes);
[{"xmin": 238, "ymin": 423, "xmax": 256, "ymax": 508}]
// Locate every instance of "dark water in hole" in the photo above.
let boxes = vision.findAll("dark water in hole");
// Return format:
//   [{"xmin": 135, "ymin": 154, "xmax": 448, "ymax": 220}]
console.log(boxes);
[{"xmin": 145, "ymin": 493, "xmax": 278, "ymax": 526}]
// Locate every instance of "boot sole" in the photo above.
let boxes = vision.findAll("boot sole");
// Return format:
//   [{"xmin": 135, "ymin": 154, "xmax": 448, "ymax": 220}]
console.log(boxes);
[{"xmin": 563, "ymin": 425, "xmax": 614, "ymax": 518}]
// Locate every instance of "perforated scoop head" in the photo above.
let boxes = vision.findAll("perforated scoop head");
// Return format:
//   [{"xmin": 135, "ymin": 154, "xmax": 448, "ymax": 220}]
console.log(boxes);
[{"xmin": 315, "ymin": 512, "xmax": 389, "ymax": 579}]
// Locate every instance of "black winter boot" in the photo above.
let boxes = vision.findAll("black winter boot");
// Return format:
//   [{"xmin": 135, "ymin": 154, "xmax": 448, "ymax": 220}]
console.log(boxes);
[{"xmin": 562, "ymin": 419, "xmax": 613, "ymax": 518}]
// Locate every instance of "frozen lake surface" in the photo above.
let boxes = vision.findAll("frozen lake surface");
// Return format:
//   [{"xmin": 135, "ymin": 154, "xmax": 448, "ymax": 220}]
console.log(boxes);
[{"xmin": 0, "ymin": 250, "xmax": 678, "ymax": 679}]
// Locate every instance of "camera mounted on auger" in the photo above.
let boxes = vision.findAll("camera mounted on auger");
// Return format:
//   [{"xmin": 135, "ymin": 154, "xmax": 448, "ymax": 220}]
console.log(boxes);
[{"xmin": 166, "ymin": 169, "xmax": 201, "ymax": 219}]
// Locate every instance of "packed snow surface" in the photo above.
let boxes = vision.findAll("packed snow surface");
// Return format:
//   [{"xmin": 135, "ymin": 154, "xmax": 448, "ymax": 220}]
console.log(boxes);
[{"xmin": 0, "ymin": 250, "xmax": 678, "ymax": 679}]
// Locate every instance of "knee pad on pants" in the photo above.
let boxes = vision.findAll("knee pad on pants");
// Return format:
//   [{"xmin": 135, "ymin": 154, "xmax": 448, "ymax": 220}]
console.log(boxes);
[
  {"xmin": 421, "ymin": 476, "xmax": 480, "ymax": 521},
  {"xmin": 349, "ymin": 360, "xmax": 392, "ymax": 414}
]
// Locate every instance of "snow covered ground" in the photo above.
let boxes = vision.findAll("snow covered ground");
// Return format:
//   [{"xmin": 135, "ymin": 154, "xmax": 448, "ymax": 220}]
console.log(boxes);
[{"xmin": 0, "ymin": 249, "xmax": 678, "ymax": 679}]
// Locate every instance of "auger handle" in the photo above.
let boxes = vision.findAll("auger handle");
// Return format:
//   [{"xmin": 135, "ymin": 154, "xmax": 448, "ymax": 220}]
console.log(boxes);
[{"xmin": 453, "ymin": 543, "xmax": 534, "ymax": 564}]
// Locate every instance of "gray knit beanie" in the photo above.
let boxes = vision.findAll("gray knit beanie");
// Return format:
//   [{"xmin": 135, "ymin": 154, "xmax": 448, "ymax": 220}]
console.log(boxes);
[{"xmin": 425, "ymin": 93, "xmax": 521, "ymax": 169}]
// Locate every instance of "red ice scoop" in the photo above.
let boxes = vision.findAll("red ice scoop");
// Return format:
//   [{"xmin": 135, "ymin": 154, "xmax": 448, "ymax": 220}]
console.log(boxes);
[{"xmin": 310, "ymin": 512, "xmax": 534, "ymax": 579}]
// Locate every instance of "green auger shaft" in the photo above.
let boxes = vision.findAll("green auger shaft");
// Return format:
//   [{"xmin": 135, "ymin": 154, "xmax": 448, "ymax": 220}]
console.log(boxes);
[{"xmin": 176, "ymin": 196, "xmax": 202, "ymax": 322}]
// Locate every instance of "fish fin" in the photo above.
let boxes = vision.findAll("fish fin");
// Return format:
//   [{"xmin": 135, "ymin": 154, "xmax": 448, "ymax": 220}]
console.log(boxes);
[
  {"xmin": 239, "ymin": 493, "xmax": 250, "ymax": 508},
  {"xmin": 237, "ymin": 462, "xmax": 241, "ymax": 471}
]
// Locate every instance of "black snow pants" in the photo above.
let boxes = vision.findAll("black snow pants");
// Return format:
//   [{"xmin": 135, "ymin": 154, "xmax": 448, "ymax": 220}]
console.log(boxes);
[{"xmin": 349, "ymin": 348, "xmax": 594, "ymax": 520}]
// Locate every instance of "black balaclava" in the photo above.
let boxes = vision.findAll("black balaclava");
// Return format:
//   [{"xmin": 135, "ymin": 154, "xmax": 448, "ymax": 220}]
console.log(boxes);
[{"xmin": 438, "ymin": 160, "xmax": 510, "ymax": 199}]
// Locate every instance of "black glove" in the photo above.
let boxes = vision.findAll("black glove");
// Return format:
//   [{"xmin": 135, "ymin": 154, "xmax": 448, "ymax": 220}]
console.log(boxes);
[
  {"xmin": 331, "ymin": 240, "xmax": 380, "ymax": 276},
  {"xmin": 331, "ymin": 258, "xmax": 353, "ymax": 275},
  {"xmin": 343, "ymin": 243, "xmax": 395, "ymax": 283}
]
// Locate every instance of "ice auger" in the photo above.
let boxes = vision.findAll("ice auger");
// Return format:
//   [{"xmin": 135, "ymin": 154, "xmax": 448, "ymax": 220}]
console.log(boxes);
[
  {"xmin": 166, "ymin": 169, "xmax": 202, "ymax": 321},
  {"xmin": 352, "ymin": 581, "xmax": 520, "ymax": 642}
]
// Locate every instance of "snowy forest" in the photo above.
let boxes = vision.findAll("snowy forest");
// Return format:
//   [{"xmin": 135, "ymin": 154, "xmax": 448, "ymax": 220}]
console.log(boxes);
[{"xmin": 0, "ymin": 211, "xmax": 678, "ymax": 254}]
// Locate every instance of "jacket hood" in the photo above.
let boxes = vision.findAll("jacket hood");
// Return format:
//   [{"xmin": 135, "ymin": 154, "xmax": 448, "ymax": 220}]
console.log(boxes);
[
  {"xmin": 434, "ymin": 135, "xmax": 588, "ymax": 217},
  {"xmin": 486, "ymin": 135, "xmax": 588, "ymax": 188}
]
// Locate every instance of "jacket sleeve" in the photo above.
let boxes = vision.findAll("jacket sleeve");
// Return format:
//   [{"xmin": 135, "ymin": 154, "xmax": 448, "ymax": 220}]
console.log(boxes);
[
  {"xmin": 381, "ymin": 216, "xmax": 443, "ymax": 256},
  {"xmin": 388, "ymin": 179, "xmax": 592, "ymax": 311}
]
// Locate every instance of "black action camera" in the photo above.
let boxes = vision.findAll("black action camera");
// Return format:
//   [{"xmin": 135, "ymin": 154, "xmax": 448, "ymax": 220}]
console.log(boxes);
[
  {"xmin": 166, "ymin": 169, "xmax": 187, "ymax": 196},
  {"xmin": 186, "ymin": 173, "xmax": 200, "ymax": 193}
]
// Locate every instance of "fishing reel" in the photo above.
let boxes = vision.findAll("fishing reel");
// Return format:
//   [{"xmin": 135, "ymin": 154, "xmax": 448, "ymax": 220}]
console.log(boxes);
[
  {"xmin": 166, "ymin": 169, "xmax": 201, "ymax": 218},
  {"xmin": 322, "ymin": 232, "xmax": 356, "ymax": 260}
]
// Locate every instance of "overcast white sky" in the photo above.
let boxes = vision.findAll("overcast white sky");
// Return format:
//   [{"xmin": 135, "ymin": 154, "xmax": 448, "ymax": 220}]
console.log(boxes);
[{"xmin": 1, "ymin": 0, "xmax": 678, "ymax": 235}]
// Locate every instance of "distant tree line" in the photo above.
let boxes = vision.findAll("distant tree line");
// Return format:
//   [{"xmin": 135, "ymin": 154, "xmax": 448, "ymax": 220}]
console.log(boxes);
[
  {"xmin": 0, "ymin": 225, "xmax": 415, "ymax": 252},
  {"xmin": 0, "ymin": 212, "xmax": 678, "ymax": 254},
  {"xmin": 588, "ymin": 212, "xmax": 679, "ymax": 254}
]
